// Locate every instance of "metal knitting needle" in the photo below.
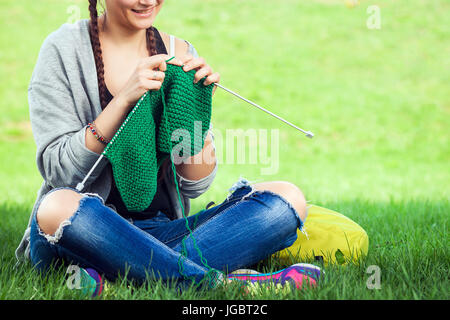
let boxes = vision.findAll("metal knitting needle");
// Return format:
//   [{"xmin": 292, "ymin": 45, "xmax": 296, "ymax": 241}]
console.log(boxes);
[
  {"xmin": 77, "ymin": 82, "xmax": 314, "ymax": 193},
  {"xmin": 213, "ymin": 83, "xmax": 314, "ymax": 138},
  {"xmin": 76, "ymin": 154, "xmax": 105, "ymax": 192}
]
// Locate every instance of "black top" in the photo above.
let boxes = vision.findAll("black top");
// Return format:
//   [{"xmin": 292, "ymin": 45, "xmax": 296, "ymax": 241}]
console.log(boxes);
[{"xmin": 103, "ymin": 27, "xmax": 174, "ymax": 220}]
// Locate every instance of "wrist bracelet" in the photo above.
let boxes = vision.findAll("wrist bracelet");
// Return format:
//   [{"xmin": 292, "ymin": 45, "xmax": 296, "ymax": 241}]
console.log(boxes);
[{"xmin": 88, "ymin": 122, "xmax": 110, "ymax": 145}]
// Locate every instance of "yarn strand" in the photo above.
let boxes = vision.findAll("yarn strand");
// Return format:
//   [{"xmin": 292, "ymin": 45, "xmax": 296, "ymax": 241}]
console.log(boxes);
[{"xmin": 160, "ymin": 78, "xmax": 221, "ymax": 288}]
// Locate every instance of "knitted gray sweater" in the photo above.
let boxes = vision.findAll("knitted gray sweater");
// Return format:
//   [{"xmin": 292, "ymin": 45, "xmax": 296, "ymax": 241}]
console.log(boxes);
[{"xmin": 15, "ymin": 19, "xmax": 218, "ymax": 263}]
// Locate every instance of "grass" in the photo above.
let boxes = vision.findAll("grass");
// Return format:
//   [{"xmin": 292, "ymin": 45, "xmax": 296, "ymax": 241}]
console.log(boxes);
[{"xmin": 0, "ymin": 0, "xmax": 449, "ymax": 299}]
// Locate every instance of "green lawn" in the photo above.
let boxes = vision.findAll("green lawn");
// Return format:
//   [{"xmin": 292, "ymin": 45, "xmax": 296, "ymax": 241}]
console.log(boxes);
[{"xmin": 0, "ymin": 0, "xmax": 448, "ymax": 299}]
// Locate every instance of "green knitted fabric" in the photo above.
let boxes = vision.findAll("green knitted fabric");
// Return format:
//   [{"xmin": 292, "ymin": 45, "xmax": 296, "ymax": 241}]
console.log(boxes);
[{"xmin": 103, "ymin": 63, "xmax": 214, "ymax": 212}]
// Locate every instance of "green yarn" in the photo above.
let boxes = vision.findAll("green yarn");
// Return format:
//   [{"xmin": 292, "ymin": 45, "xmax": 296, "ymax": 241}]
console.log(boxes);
[
  {"xmin": 103, "ymin": 62, "xmax": 214, "ymax": 212},
  {"xmin": 169, "ymin": 152, "xmax": 221, "ymax": 287}
]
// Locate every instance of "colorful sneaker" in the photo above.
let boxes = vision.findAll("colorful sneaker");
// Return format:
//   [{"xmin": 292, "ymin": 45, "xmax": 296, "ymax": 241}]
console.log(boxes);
[
  {"xmin": 230, "ymin": 263, "xmax": 322, "ymax": 282},
  {"xmin": 227, "ymin": 263, "xmax": 320, "ymax": 290},
  {"xmin": 288, "ymin": 263, "xmax": 322, "ymax": 281},
  {"xmin": 79, "ymin": 268, "xmax": 104, "ymax": 297}
]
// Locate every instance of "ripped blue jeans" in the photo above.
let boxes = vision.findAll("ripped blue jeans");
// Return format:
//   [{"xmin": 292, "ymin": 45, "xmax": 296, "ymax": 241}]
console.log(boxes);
[{"xmin": 29, "ymin": 178, "xmax": 304, "ymax": 289}]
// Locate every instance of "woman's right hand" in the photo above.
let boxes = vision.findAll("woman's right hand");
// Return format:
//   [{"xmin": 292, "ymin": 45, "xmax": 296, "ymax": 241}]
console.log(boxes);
[{"xmin": 116, "ymin": 54, "xmax": 183, "ymax": 108}]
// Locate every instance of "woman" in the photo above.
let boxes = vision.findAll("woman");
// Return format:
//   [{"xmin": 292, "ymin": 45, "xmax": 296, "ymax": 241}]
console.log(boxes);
[{"xmin": 16, "ymin": 0, "xmax": 318, "ymax": 293}]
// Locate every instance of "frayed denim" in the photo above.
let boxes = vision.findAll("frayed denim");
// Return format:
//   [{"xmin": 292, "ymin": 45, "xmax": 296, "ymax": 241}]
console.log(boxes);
[{"xmin": 29, "ymin": 177, "xmax": 304, "ymax": 289}]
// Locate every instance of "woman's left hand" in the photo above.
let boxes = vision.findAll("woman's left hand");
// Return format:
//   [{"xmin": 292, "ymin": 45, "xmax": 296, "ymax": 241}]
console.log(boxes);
[{"xmin": 181, "ymin": 54, "xmax": 220, "ymax": 95}]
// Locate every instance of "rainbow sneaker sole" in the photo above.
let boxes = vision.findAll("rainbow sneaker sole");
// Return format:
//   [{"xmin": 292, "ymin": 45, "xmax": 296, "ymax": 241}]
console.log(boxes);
[{"xmin": 227, "ymin": 263, "xmax": 321, "ymax": 290}]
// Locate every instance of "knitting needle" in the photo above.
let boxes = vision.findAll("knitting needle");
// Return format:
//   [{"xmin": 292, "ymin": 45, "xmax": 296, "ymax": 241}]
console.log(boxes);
[
  {"xmin": 76, "ymin": 154, "xmax": 105, "ymax": 192},
  {"xmin": 76, "ymin": 83, "xmax": 313, "ymax": 193},
  {"xmin": 213, "ymin": 83, "xmax": 314, "ymax": 138}
]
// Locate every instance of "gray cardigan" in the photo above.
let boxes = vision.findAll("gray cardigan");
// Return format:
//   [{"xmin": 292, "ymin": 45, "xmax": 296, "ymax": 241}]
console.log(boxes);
[{"xmin": 15, "ymin": 19, "xmax": 218, "ymax": 263}]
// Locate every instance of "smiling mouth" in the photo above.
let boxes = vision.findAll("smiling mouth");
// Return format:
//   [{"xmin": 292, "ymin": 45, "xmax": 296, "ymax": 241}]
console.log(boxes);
[{"xmin": 132, "ymin": 8, "xmax": 154, "ymax": 14}]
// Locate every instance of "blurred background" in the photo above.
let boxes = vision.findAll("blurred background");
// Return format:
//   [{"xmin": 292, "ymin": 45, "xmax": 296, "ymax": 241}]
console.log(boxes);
[{"xmin": 0, "ymin": 0, "xmax": 448, "ymax": 299}]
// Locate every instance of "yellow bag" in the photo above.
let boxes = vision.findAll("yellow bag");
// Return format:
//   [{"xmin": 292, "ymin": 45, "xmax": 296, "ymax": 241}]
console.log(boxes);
[{"xmin": 275, "ymin": 204, "xmax": 369, "ymax": 265}]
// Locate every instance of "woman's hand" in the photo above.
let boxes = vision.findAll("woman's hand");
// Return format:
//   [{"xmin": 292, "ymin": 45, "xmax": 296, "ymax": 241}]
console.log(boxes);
[
  {"xmin": 181, "ymin": 55, "xmax": 220, "ymax": 95},
  {"xmin": 116, "ymin": 54, "xmax": 183, "ymax": 108}
]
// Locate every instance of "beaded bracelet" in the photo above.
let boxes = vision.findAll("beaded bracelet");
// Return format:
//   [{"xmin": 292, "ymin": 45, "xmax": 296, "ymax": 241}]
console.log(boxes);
[{"xmin": 88, "ymin": 121, "xmax": 110, "ymax": 145}]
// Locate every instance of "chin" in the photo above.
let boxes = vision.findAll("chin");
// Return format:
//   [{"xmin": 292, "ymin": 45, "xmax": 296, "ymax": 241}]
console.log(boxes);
[{"xmin": 131, "ymin": 19, "xmax": 156, "ymax": 30}]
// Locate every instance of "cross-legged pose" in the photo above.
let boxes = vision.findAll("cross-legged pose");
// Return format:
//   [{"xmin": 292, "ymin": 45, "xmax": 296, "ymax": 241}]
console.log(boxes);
[{"xmin": 16, "ymin": 0, "xmax": 319, "ymax": 294}]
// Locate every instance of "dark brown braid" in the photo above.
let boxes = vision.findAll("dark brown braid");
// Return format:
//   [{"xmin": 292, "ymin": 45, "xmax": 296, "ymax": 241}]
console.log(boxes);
[
  {"xmin": 146, "ymin": 28, "xmax": 158, "ymax": 57},
  {"xmin": 88, "ymin": 0, "xmax": 107, "ymax": 110},
  {"xmin": 88, "ymin": 0, "xmax": 169, "ymax": 182}
]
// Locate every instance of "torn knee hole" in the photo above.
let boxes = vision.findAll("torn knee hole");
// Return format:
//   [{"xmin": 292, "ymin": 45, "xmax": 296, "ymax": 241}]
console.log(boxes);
[
  {"xmin": 36, "ymin": 189, "xmax": 84, "ymax": 241},
  {"xmin": 37, "ymin": 219, "xmax": 72, "ymax": 244},
  {"xmin": 226, "ymin": 176, "xmax": 256, "ymax": 200}
]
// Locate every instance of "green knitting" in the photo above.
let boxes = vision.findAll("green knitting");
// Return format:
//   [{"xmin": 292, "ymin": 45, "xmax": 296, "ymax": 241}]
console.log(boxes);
[{"xmin": 103, "ymin": 62, "xmax": 214, "ymax": 212}]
